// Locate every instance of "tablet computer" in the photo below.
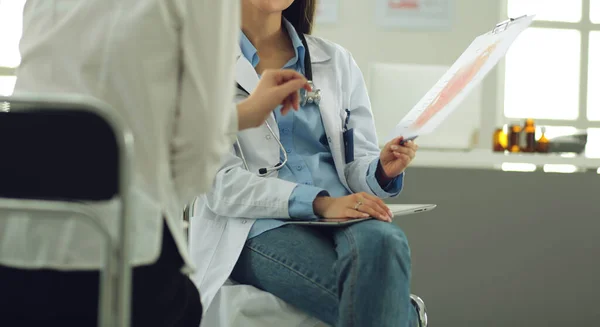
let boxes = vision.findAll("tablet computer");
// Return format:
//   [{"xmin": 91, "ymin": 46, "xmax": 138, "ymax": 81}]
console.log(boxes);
[{"xmin": 288, "ymin": 204, "xmax": 436, "ymax": 226}]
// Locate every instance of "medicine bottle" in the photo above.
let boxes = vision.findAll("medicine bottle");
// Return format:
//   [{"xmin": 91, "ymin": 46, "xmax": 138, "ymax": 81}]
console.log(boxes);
[
  {"xmin": 508, "ymin": 123, "xmax": 522, "ymax": 153},
  {"xmin": 536, "ymin": 127, "xmax": 550, "ymax": 153},
  {"xmin": 522, "ymin": 119, "xmax": 536, "ymax": 152},
  {"xmin": 493, "ymin": 128, "xmax": 507, "ymax": 152}
]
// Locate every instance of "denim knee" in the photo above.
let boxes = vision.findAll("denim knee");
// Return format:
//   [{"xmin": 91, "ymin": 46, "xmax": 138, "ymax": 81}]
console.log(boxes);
[{"xmin": 350, "ymin": 221, "xmax": 411, "ymax": 273}]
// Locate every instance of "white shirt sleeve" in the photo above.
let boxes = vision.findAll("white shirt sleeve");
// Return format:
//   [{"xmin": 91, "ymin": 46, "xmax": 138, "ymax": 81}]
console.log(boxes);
[{"xmin": 167, "ymin": 0, "xmax": 240, "ymax": 208}]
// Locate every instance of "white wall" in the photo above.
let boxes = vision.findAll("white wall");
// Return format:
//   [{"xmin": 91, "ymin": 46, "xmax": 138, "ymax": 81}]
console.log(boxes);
[{"xmin": 313, "ymin": 0, "xmax": 505, "ymax": 148}]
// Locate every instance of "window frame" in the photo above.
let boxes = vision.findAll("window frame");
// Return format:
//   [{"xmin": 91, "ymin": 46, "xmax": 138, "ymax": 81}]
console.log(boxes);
[
  {"xmin": 0, "ymin": 0, "xmax": 24, "ymax": 95},
  {"xmin": 0, "ymin": 67, "xmax": 16, "ymax": 97},
  {"xmin": 497, "ymin": 0, "xmax": 600, "ymax": 129}
]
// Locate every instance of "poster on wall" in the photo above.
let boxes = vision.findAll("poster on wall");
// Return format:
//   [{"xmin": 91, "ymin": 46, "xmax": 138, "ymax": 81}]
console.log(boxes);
[
  {"xmin": 375, "ymin": 0, "xmax": 454, "ymax": 30},
  {"xmin": 316, "ymin": 0, "xmax": 339, "ymax": 24}
]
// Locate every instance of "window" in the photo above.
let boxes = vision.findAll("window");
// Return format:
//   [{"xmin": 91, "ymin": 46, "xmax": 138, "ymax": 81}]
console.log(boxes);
[
  {"xmin": 587, "ymin": 128, "xmax": 600, "ymax": 158},
  {"xmin": 588, "ymin": 31, "xmax": 600, "ymax": 120},
  {"xmin": 503, "ymin": 0, "xmax": 600, "ymax": 158},
  {"xmin": 0, "ymin": 0, "xmax": 26, "ymax": 96},
  {"xmin": 0, "ymin": 76, "xmax": 17, "ymax": 96},
  {"xmin": 504, "ymin": 28, "xmax": 581, "ymax": 120},
  {"xmin": 592, "ymin": 0, "xmax": 600, "ymax": 23},
  {"xmin": 508, "ymin": 0, "xmax": 583, "ymax": 23}
]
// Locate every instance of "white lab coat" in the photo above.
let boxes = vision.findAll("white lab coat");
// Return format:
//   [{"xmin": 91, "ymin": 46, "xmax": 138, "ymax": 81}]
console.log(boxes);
[
  {"xmin": 189, "ymin": 35, "xmax": 394, "ymax": 312},
  {"xmin": 0, "ymin": 0, "xmax": 239, "ymax": 271}
]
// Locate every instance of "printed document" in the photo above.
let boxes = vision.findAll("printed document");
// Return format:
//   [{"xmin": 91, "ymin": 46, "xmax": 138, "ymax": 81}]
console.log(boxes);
[{"xmin": 387, "ymin": 15, "xmax": 535, "ymax": 142}]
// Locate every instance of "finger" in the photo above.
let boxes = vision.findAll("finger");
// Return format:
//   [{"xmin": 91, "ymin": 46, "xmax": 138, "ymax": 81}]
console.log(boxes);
[
  {"xmin": 273, "ymin": 69, "xmax": 308, "ymax": 85},
  {"xmin": 400, "ymin": 147, "xmax": 416, "ymax": 159},
  {"xmin": 282, "ymin": 94, "xmax": 292, "ymax": 108},
  {"xmin": 384, "ymin": 137, "xmax": 402, "ymax": 152},
  {"xmin": 290, "ymin": 90, "xmax": 300, "ymax": 110},
  {"xmin": 275, "ymin": 79, "xmax": 308, "ymax": 99},
  {"xmin": 358, "ymin": 193, "xmax": 392, "ymax": 218},
  {"xmin": 360, "ymin": 192, "xmax": 389, "ymax": 211},
  {"xmin": 344, "ymin": 209, "xmax": 370, "ymax": 219},
  {"xmin": 278, "ymin": 89, "xmax": 302, "ymax": 113},
  {"xmin": 391, "ymin": 144, "xmax": 415, "ymax": 157},
  {"xmin": 392, "ymin": 150, "xmax": 415, "ymax": 161},
  {"xmin": 285, "ymin": 95, "xmax": 296, "ymax": 113},
  {"xmin": 284, "ymin": 101, "xmax": 294, "ymax": 113},
  {"xmin": 357, "ymin": 194, "xmax": 389, "ymax": 219},
  {"xmin": 288, "ymin": 93, "xmax": 300, "ymax": 111},
  {"xmin": 404, "ymin": 140, "xmax": 419, "ymax": 151},
  {"xmin": 354, "ymin": 203, "xmax": 390, "ymax": 222},
  {"xmin": 281, "ymin": 103, "xmax": 291, "ymax": 116},
  {"xmin": 393, "ymin": 152, "xmax": 412, "ymax": 162},
  {"xmin": 359, "ymin": 198, "xmax": 391, "ymax": 221},
  {"xmin": 383, "ymin": 139, "xmax": 393, "ymax": 152},
  {"xmin": 286, "ymin": 80, "xmax": 311, "ymax": 91}
]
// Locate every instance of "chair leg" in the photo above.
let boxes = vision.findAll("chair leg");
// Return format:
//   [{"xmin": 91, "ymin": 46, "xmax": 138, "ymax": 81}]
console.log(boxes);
[
  {"xmin": 98, "ymin": 246, "xmax": 116, "ymax": 327},
  {"xmin": 410, "ymin": 294, "xmax": 428, "ymax": 327}
]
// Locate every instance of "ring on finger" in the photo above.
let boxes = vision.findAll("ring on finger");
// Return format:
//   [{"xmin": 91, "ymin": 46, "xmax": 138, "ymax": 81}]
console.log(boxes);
[{"xmin": 354, "ymin": 201, "xmax": 363, "ymax": 210}]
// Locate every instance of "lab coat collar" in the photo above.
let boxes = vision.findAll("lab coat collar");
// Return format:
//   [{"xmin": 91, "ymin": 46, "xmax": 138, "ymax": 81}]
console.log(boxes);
[
  {"xmin": 235, "ymin": 53, "xmax": 259, "ymax": 95},
  {"xmin": 304, "ymin": 36, "xmax": 331, "ymax": 64},
  {"xmin": 235, "ymin": 34, "xmax": 331, "ymax": 93},
  {"xmin": 239, "ymin": 32, "xmax": 260, "ymax": 68}
]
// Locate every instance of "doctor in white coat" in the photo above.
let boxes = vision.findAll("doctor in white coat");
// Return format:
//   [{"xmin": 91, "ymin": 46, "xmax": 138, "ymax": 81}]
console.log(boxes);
[
  {"xmin": 0, "ymin": 0, "xmax": 311, "ymax": 326},
  {"xmin": 189, "ymin": 1, "xmax": 424, "ymax": 326}
]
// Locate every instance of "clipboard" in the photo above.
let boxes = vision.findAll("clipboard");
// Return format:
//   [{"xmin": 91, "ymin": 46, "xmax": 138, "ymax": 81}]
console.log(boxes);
[{"xmin": 387, "ymin": 15, "xmax": 535, "ymax": 143}]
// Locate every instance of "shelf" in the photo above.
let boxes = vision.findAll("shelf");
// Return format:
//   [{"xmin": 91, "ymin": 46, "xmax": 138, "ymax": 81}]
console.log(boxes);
[{"xmin": 411, "ymin": 149, "xmax": 600, "ymax": 170}]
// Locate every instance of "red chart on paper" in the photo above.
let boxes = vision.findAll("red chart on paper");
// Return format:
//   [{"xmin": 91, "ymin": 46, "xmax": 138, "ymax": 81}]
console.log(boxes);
[{"xmin": 388, "ymin": 0, "xmax": 419, "ymax": 9}]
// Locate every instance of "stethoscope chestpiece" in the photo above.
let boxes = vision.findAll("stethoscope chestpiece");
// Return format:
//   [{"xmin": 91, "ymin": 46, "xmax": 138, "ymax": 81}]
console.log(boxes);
[{"xmin": 300, "ymin": 81, "xmax": 321, "ymax": 107}]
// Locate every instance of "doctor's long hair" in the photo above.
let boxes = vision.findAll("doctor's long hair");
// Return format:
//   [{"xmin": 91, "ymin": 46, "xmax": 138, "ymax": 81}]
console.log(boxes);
[{"xmin": 283, "ymin": 0, "xmax": 316, "ymax": 34}]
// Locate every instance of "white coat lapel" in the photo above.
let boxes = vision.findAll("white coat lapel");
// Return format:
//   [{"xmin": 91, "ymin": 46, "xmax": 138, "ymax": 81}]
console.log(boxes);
[
  {"xmin": 235, "ymin": 54, "xmax": 278, "ymax": 129},
  {"xmin": 234, "ymin": 54, "xmax": 280, "ymax": 175},
  {"xmin": 235, "ymin": 55, "xmax": 259, "ymax": 94},
  {"xmin": 307, "ymin": 39, "xmax": 350, "ymax": 189}
]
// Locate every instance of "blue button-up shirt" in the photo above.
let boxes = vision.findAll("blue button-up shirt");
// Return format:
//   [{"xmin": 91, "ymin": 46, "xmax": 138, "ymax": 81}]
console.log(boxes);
[{"xmin": 243, "ymin": 19, "xmax": 403, "ymax": 239}]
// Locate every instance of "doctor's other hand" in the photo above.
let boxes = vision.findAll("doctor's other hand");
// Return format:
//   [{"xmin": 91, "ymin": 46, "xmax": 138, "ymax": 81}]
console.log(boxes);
[
  {"xmin": 313, "ymin": 193, "xmax": 393, "ymax": 222},
  {"xmin": 379, "ymin": 137, "xmax": 419, "ymax": 179},
  {"xmin": 237, "ymin": 69, "xmax": 311, "ymax": 130}
]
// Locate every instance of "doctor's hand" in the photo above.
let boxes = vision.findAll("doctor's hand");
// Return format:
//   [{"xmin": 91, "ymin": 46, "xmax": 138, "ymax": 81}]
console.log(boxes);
[
  {"xmin": 313, "ymin": 193, "xmax": 393, "ymax": 222},
  {"xmin": 237, "ymin": 69, "xmax": 311, "ymax": 130},
  {"xmin": 378, "ymin": 137, "xmax": 419, "ymax": 181}
]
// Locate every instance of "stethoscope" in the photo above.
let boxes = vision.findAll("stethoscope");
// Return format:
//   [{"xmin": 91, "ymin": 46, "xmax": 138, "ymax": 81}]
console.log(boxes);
[{"xmin": 235, "ymin": 32, "xmax": 322, "ymax": 177}]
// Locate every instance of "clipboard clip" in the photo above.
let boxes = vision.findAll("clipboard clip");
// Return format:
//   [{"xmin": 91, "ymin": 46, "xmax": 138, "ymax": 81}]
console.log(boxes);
[{"xmin": 493, "ymin": 15, "xmax": 528, "ymax": 34}]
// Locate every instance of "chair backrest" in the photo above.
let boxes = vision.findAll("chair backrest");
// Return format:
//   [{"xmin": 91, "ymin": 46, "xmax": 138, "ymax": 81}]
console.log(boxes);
[
  {"xmin": 0, "ymin": 103, "xmax": 119, "ymax": 201},
  {"xmin": 0, "ymin": 95, "xmax": 134, "ymax": 327}
]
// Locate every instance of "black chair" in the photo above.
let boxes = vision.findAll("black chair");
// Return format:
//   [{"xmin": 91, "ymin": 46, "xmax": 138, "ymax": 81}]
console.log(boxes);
[{"xmin": 0, "ymin": 95, "xmax": 135, "ymax": 327}]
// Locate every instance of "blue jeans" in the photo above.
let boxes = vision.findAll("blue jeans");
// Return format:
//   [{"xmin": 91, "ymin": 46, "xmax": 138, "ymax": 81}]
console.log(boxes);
[{"xmin": 231, "ymin": 220, "xmax": 418, "ymax": 327}]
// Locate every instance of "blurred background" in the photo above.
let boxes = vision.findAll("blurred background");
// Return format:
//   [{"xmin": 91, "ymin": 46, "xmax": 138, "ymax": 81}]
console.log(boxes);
[
  {"xmin": 312, "ymin": 1, "xmax": 600, "ymax": 326},
  {"xmin": 2, "ymin": 0, "xmax": 599, "ymax": 326}
]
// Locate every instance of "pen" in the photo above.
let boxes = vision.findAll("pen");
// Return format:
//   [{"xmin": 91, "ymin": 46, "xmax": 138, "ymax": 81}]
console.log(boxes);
[{"xmin": 399, "ymin": 136, "xmax": 418, "ymax": 145}]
